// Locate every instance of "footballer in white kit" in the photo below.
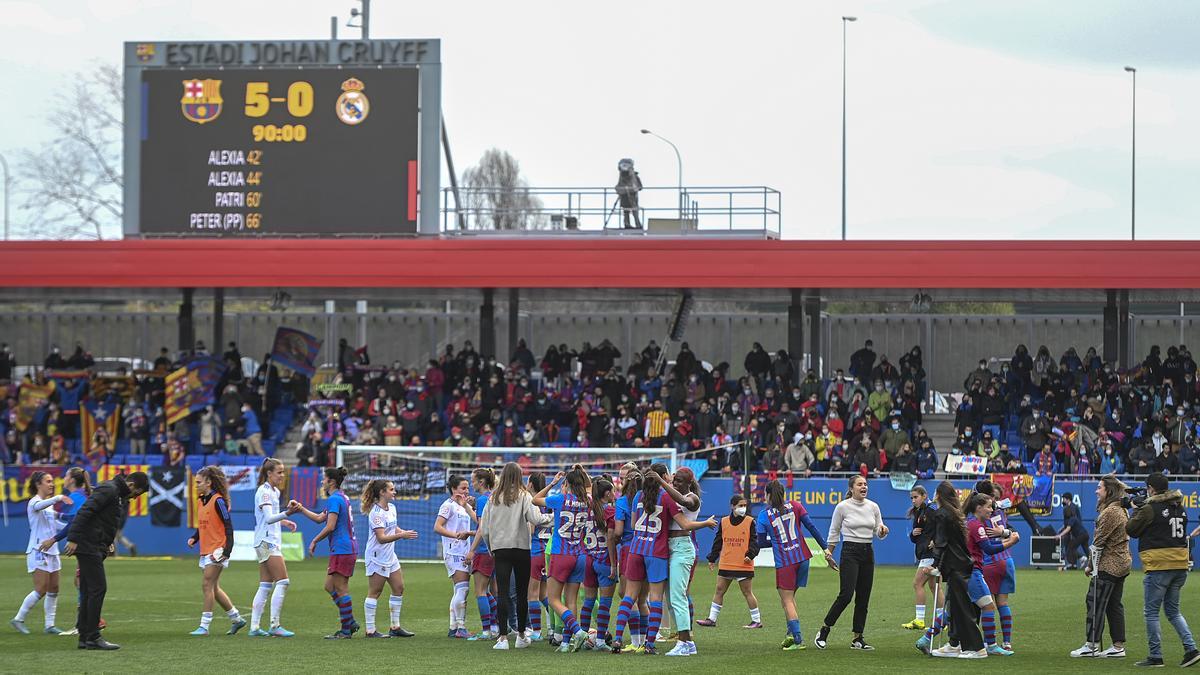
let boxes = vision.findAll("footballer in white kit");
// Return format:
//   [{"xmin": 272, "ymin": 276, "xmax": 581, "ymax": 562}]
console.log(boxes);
[
  {"xmin": 437, "ymin": 497, "xmax": 472, "ymax": 576},
  {"xmin": 366, "ymin": 503, "xmax": 402, "ymax": 577},
  {"xmin": 26, "ymin": 495, "xmax": 65, "ymax": 574},
  {"xmin": 254, "ymin": 482, "xmax": 285, "ymax": 562}
]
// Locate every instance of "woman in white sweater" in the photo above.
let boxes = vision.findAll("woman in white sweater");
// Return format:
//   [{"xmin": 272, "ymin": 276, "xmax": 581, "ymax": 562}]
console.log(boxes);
[
  {"xmin": 468, "ymin": 462, "xmax": 552, "ymax": 650},
  {"xmin": 814, "ymin": 474, "xmax": 888, "ymax": 651}
]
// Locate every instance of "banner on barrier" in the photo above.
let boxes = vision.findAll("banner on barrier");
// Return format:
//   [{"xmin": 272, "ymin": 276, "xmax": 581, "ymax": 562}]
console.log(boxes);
[{"xmin": 944, "ymin": 455, "xmax": 988, "ymax": 475}]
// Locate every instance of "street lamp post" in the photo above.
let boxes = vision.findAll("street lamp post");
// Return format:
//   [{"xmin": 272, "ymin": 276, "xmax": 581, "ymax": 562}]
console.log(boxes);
[
  {"xmin": 640, "ymin": 129, "xmax": 683, "ymax": 219},
  {"xmin": 1124, "ymin": 66, "xmax": 1136, "ymax": 241},
  {"xmin": 841, "ymin": 16, "xmax": 856, "ymax": 241}
]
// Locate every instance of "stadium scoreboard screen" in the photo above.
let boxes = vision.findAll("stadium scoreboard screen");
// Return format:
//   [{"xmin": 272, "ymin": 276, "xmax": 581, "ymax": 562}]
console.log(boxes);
[{"xmin": 123, "ymin": 40, "xmax": 442, "ymax": 237}]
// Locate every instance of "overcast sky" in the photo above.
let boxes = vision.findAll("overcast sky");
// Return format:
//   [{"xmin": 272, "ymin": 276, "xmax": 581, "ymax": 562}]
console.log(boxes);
[{"xmin": 1, "ymin": 0, "xmax": 1197, "ymax": 240}]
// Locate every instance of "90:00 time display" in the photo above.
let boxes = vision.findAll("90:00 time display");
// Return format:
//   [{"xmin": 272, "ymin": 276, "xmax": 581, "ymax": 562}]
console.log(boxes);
[{"xmin": 251, "ymin": 124, "xmax": 307, "ymax": 142}]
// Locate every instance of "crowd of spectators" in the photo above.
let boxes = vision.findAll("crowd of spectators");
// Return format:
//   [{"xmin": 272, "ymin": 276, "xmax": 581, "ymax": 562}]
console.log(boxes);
[
  {"xmin": 950, "ymin": 343, "xmax": 1200, "ymax": 477},
  {"xmin": 5, "ymin": 331, "xmax": 1196, "ymax": 480},
  {"xmin": 0, "ymin": 340, "xmax": 297, "ymax": 469}
]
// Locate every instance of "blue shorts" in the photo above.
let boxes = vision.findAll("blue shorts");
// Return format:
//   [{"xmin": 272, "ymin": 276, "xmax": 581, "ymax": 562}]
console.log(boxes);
[
  {"xmin": 1000, "ymin": 558, "xmax": 1016, "ymax": 594},
  {"xmin": 585, "ymin": 557, "xmax": 616, "ymax": 588},
  {"xmin": 549, "ymin": 553, "xmax": 587, "ymax": 584},
  {"xmin": 625, "ymin": 552, "xmax": 669, "ymax": 584},
  {"xmin": 968, "ymin": 569, "xmax": 993, "ymax": 605}
]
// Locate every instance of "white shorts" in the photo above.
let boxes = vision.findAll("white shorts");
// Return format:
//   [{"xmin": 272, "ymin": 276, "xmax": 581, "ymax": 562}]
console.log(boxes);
[
  {"xmin": 199, "ymin": 554, "xmax": 230, "ymax": 569},
  {"xmin": 255, "ymin": 541, "xmax": 283, "ymax": 564},
  {"xmin": 367, "ymin": 559, "xmax": 402, "ymax": 578},
  {"xmin": 27, "ymin": 551, "xmax": 62, "ymax": 574},
  {"xmin": 917, "ymin": 558, "xmax": 936, "ymax": 569},
  {"xmin": 444, "ymin": 554, "xmax": 468, "ymax": 577}
]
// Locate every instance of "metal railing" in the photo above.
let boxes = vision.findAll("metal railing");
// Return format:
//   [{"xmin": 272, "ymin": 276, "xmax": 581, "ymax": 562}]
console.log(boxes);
[{"xmin": 440, "ymin": 185, "xmax": 780, "ymax": 237}]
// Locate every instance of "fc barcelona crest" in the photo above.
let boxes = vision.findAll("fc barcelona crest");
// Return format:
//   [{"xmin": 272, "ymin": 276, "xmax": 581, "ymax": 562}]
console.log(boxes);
[{"xmin": 181, "ymin": 79, "xmax": 223, "ymax": 124}]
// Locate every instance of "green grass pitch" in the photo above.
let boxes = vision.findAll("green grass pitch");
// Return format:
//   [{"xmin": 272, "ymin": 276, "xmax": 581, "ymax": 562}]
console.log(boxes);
[{"xmin": 0, "ymin": 556, "xmax": 1192, "ymax": 673}]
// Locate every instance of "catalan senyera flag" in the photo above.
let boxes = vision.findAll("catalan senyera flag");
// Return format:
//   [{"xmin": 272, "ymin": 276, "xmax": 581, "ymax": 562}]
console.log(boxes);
[
  {"xmin": 97, "ymin": 464, "xmax": 150, "ymax": 517},
  {"xmin": 81, "ymin": 399, "xmax": 121, "ymax": 444}
]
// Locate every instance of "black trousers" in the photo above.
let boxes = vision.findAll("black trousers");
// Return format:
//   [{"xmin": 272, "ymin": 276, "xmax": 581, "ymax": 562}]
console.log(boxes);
[
  {"xmin": 823, "ymin": 542, "xmax": 874, "ymax": 634},
  {"xmin": 493, "ymin": 548, "xmax": 531, "ymax": 636},
  {"xmin": 1085, "ymin": 572, "xmax": 1126, "ymax": 644},
  {"xmin": 76, "ymin": 553, "xmax": 107, "ymax": 643},
  {"xmin": 943, "ymin": 568, "xmax": 984, "ymax": 652},
  {"xmin": 1064, "ymin": 531, "xmax": 1089, "ymax": 567}
]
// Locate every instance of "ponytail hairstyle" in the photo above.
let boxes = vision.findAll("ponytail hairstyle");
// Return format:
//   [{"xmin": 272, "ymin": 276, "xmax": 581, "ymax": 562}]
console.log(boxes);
[
  {"xmin": 592, "ymin": 479, "xmax": 615, "ymax": 531},
  {"xmin": 972, "ymin": 480, "xmax": 996, "ymax": 497},
  {"xmin": 526, "ymin": 471, "xmax": 546, "ymax": 496},
  {"xmin": 621, "ymin": 468, "xmax": 642, "ymax": 511},
  {"xmin": 640, "ymin": 464, "xmax": 667, "ymax": 517},
  {"xmin": 765, "ymin": 479, "xmax": 786, "ymax": 512},
  {"xmin": 672, "ymin": 466, "xmax": 700, "ymax": 498},
  {"xmin": 446, "ymin": 474, "xmax": 467, "ymax": 494},
  {"xmin": 257, "ymin": 457, "xmax": 283, "ymax": 487},
  {"xmin": 26, "ymin": 470, "xmax": 48, "ymax": 496},
  {"xmin": 198, "ymin": 465, "xmax": 230, "ymax": 504},
  {"xmin": 906, "ymin": 484, "xmax": 927, "ymax": 518},
  {"xmin": 963, "ymin": 492, "xmax": 992, "ymax": 520},
  {"xmin": 360, "ymin": 478, "xmax": 391, "ymax": 514},
  {"xmin": 564, "ymin": 464, "xmax": 603, "ymax": 526},
  {"xmin": 934, "ymin": 480, "xmax": 963, "ymax": 528},
  {"xmin": 845, "ymin": 474, "xmax": 866, "ymax": 500},
  {"xmin": 472, "ymin": 467, "xmax": 496, "ymax": 492},
  {"xmin": 324, "ymin": 466, "xmax": 348, "ymax": 489},
  {"xmin": 66, "ymin": 467, "xmax": 92, "ymax": 496}
]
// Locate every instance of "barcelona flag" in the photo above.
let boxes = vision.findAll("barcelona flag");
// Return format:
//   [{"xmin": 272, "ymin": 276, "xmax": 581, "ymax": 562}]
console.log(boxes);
[
  {"xmin": 81, "ymin": 399, "xmax": 122, "ymax": 444},
  {"xmin": 164, "ymin": 356, "xmax": 227, "ymax": 424},
  {"xmin": 271, "ymin": 327, "xmax": 322, "ymax": 377}
]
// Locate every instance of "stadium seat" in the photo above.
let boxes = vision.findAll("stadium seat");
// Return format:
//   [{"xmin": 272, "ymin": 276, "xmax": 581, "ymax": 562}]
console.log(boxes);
[
  {"xmin": 115, "ymin": 439, "xmax": 132, "ymax": 454},
  {"xmin": 144, "ymin": 455, "xmax": 164, "ymax": 467},
  {"xmin": 185, "ymin": 455, "xmax": 206, "ymax": 472},
  {"xmin": 110, "ymin": 454, "xmax": 127, "ymax": 465},
  {"xmin": 556, "ymin": 427, "xmax": 574, "ymax": 444}
]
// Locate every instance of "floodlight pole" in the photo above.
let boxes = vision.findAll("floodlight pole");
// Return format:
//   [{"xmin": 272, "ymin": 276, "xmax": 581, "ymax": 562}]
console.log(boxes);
[
  {"xmin": 1124, "ymin": 66, "xmax": 1136, "ymax": 240},
  {"xmin": 841, "ymin": 16, "xmax": 856, "ymax": 241}
]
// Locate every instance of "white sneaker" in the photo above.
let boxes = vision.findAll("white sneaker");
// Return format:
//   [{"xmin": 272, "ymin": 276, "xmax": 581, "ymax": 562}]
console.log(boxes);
[
  {"xmin": 1070, "ymin": 642, "xmax": 1101, "ymax": 658},
  {"xmin": 931, "ymin": 644, "xmax": 962, "ymax": 658},
  {"xmin": 492, "ymin": 636, "xmax": 510, "ymax": 650},
  {"xmin": 569, "ymin": 629, "xmax": 589, "ymax": 652},
  {"xmin": 514, "ymin": 635, "xmax": 531, "ymax": 649},
  {"xmin": 1100, "ymin": 645, "xmax": 1126, "ymax": 658},
  {"xmin": 59, "ymin": 628, "xmax": 79, "ymax": 637},
  {"xmin": 666, "ymin": 641, "xmax": 694, "ymax": 657},
  {"xmin": 958, "ymin": 648, "xmax": 989, "ymax": 659}
]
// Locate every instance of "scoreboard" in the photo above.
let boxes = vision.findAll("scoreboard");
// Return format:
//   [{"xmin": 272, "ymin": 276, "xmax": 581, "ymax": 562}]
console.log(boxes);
[{"xmin": 123, "ymin": 40, "xmax": 442, "ymax": 237}]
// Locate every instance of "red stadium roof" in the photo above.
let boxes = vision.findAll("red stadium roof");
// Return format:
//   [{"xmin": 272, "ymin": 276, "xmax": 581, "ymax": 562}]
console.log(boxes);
[{"xmin": 1, "ymin": 238, "xmax": 1198, "ymax": 289}]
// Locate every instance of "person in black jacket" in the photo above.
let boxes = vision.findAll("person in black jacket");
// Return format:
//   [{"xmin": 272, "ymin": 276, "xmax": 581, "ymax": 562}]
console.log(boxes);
[
  {"xmin": 64, "ymin": 472, "xmax": 150, "ymax": 650},
  {"xmin": 915, "ymin": 481, "xmax": 985, "ymax": 657},
  {"xmin": 901, "ymin": 486, "xmax": 940, "ymax": 630}
]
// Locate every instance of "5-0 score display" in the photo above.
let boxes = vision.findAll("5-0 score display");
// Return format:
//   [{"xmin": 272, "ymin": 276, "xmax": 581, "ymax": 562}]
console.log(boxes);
[{"xmin": 124, "ymin": 40, "xmax": 442, "ymax": 237}]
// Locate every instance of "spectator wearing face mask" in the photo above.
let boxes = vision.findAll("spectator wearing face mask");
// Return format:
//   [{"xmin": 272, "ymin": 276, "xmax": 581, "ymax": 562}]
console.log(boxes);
[
  {"xmin": 952, "ymin": 426, "xmax": 975, "ymax": 456},
  {"xmin": 241, "ymin": 403, "xmax": 264, "ymax": 455},
  {"xmin": 867, "ymin": 381, "xmax": 892, "ymax": 424},
  {"xmin": 879, "ymin": 417, "xmax": 909, "ymax": 466},
  {"xmin": 1020, "ymin": 407, "xmax": 1051, "ymax": 460},
  {"xmin": 1098, "ymin": 437, "xmax": 1125, "ymax": 474},
  {"xmin": 848, "ymin": 340, "xmax": 876, "ymax": 382},
  {"xmin": 827, "ymin": 438, "xmax": 851, "ymax": 473},
  {"xmin": 914, "ymin": 440, "xmax": 939, "ymax": 479}
]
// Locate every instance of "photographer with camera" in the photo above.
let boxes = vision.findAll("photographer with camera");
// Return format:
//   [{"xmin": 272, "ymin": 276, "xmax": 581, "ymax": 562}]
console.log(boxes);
[
  {"xmin": 1125, "ymin": 472, "xmax": 1199, "ymax": 668},
  {"xmin": 1070, "ymin": 476, "xmax": 1131, "ymax": 659}
]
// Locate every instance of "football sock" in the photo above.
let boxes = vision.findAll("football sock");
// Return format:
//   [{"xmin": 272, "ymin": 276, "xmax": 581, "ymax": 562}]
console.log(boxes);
[
  {"xmin": 43, "ymin": 593, "xmax": 57, "ymax": 628},
  {"xmin": 269, "ymin": 579, "xmax": 288, "ymax": 627},
  {"xmin": 200, "ymin": 611, "xmax": 213, "ymax": 630},
  {"xmin": 647, "ymin": 601, "xmax": 664, "ymax": 646},
  {"xmin": 561, "ymin": 609, "xmax": 581, "ymax": 636},
  {"xmin": 999, "ymin": 605, "xmax": 1012, "ymax": 645},
  {"xmin": 14, "ymin": 590, "xmax": 41, "ymax": 621},
  {"xmin": 613, "ymin": 596, "xmax": 633, "ymax": 643},
  {"xmin": 596, "ymin": 596, "xmax": 612, "ymax": 636},
  {"xmin": 364, "ymin": 597, "xmax": 377, "ymax": 633},
  {"xmin": 580, "ymin": 597, "xmax": 596, "ymax": 632},
  {"xmin": 915, "ymin": 604, "xmax": 926, "ymax": 622},
  {"xmin": 476, "ymin": 596, "xmax": 493, "ymax": 633},
  {"xmin": 981, "ymin": 609, "xmax": 996, "ymax": 646},
  {"xmin": 529, "ymin": 602, "xmax": 542, "ymax": 631},
  {"xmin": 750, "ymin": 607, "xmax": 762, "ymax": 623},
  {"xmin": 251, "ymin": 582, "xmax": 272, "ymax": 630},
  {"xmin": 709, "ymin": 602, "xmax": 722, "ymax": 622},
  {"xmin": 787, "ymin": 618, "xmax": 802, "ymax": 643},
  {"xmin": 389, "ymin": 595, "xmax": 403, "ymax": 627},
  {"xmin": 225, "ymin": 606, "xmax": 242, "ymax": 623}
]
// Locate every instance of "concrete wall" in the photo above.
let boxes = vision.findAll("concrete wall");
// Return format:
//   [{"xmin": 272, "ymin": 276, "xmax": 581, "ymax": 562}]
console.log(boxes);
[{"xmin": 4, "ymin": 310, "xmax": 1200, "ymax": 393}]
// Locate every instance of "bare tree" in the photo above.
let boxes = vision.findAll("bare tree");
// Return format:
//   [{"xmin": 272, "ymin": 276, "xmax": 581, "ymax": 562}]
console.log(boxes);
[
  {"xmin": 16, "ymin": 63, "xmax": 123, "ymax": 239},
  {"xmin": 460, "ymin": 148, "xmax": 545, "ymax": 230}
]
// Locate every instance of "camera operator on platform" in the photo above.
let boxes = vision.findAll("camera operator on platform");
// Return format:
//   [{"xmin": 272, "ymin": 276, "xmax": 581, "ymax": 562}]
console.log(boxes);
[{"xmin": 1124, "ymin": 472, "xmax": 1199, "ymax": 668}]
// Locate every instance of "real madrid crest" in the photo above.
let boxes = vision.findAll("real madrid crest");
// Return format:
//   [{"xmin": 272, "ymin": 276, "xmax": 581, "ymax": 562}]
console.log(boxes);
[
  {"xmin": 180, "ymin": 79, "xmax": 223, "ymax": 124},
  {"xmin": 336, "ymin": 78, "xmax": 370, "ymax": 125}
]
